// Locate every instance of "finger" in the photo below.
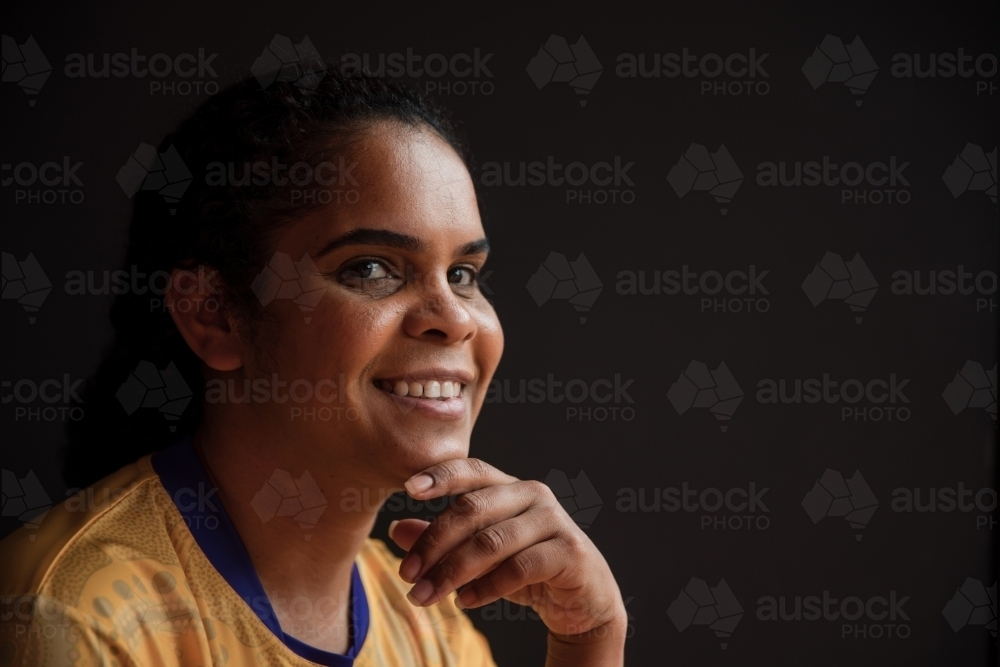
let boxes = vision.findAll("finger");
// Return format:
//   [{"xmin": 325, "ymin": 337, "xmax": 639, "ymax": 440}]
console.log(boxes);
[
  {"xmin": 399, "ymin": 480, "xmax": 551, "ymax": 584},
  {"xmin": 456, "ymin": 540, "xmax": 566, "ymax": 610},
  {"xmin": 388, "ymin": 518, "xmax": 430, "ymax": 552},
  {"xmin": 406, "ymin": 505, "xmax": 561, "ymax": 607},
  {"xmin": 404, "ymin": 458, "xmax": 518, "ymax": 500}
]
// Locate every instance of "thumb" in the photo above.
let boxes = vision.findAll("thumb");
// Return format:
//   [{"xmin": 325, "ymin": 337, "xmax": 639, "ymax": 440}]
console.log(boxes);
[{"xmin": 388, "ymin": 518, "xmax": 431, "ymax": 551}]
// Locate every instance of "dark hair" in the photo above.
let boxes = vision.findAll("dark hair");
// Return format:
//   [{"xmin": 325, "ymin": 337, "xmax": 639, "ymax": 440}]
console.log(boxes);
[{"xmin": 64, "ymin": 71, "xmax": 472, "ymax": 489}]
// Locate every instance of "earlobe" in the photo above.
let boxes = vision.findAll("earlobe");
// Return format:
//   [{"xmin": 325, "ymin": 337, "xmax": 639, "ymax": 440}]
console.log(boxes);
[{"xmin": 166, "ymin": 267, "xmax": 244, "ymax": 372}]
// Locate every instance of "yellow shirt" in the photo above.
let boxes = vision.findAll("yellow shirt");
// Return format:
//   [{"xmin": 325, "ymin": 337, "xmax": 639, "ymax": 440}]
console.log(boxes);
[{"xmin": 0, "ymin": 438, "xmax": 495, "ymax": 667}]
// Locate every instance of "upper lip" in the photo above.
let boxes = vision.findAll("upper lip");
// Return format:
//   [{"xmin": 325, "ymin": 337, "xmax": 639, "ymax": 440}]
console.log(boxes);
[{"xmin": 375, "ymin": 368, "xmax": 475, "ymax": 384}]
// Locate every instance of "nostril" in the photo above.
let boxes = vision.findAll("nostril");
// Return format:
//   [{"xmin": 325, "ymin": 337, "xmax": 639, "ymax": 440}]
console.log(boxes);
[{"xmin": 422, "ymin": 328, "xmax": 448, "ymax": 339}]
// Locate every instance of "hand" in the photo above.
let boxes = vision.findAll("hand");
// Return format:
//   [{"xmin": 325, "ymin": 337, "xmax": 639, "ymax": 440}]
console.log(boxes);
[{"xmin": 388, "ymin": 459, "xmax": 627, "ymax": 644}]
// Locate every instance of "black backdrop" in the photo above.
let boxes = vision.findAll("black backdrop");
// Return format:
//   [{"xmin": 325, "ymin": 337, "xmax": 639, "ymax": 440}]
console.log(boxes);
[{"xmin": 2, "ymin": 1, "xmax": 997, "ymax": 665}]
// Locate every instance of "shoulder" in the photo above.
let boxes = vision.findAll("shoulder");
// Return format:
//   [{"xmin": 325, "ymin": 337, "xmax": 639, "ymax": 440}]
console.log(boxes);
[{"xmin": 0, "ymin": 456, "xmax": 181, "ymax": 603}]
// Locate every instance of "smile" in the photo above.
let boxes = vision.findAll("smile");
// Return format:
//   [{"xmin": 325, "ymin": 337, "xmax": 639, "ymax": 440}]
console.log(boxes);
[{"xmin": 375, "ymin": 379, "xmax": 466, "ymax": 400}]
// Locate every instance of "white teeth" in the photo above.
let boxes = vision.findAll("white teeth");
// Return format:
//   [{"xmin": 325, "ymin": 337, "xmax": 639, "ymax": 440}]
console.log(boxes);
[{"xmin": 380, "ymin": 378, "xmax": 464, "ymax": 399}]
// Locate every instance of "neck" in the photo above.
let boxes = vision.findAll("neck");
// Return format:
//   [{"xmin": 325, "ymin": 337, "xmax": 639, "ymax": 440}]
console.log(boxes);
[{"xmin": 194, "ymin": 407, "xmax": 388, "ymax": 652}]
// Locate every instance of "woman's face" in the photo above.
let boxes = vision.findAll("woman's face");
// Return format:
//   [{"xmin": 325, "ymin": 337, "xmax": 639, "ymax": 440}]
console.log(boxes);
[{"xmin": 243, "ymin": 122, "xmax": 502, "ymax": 487}]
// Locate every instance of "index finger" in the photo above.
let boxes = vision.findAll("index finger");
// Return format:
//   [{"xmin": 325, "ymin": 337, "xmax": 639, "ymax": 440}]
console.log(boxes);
[{"xmin": 404, "ymin": 458, "xmax": 517, "ymax": 499}]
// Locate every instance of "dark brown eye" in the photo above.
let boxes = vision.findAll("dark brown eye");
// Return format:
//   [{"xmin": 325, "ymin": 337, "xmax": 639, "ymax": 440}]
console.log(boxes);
[
  {"xmin": 448, "ymin": 266, "xmax": 476, "ymax": 286},
  {"xmin": 339, "ymin": 259, "xmax": 393, "ymax": 285}
]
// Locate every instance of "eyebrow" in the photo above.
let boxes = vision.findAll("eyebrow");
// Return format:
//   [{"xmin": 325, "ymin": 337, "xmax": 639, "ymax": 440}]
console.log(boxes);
[{"xmin": 316, "ymin": 228, "xmax": 489, "ymax": 258}]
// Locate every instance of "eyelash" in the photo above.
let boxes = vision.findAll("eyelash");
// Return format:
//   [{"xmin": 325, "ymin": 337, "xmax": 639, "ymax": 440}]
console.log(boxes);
[{"xmin": 336, "ymin": 258, "xmax": 480, "ymax": 291}]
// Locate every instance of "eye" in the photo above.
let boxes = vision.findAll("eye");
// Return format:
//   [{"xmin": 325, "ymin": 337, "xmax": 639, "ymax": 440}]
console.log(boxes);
[
  {"xmin": 339, "ymin": 259, "xmax": 394, "ymax": 285},
  {"xmin": 448, "ymin": 266, "xmax": 477, "ymax": 286}
]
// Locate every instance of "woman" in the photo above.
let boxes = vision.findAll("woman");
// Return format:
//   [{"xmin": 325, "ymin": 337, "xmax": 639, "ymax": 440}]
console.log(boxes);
[{"xmin": 0, "ymin": 73, "xmax": 627, "ymax": 665}]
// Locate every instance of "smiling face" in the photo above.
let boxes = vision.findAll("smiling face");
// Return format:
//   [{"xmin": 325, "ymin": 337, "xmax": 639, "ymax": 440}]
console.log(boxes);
[{"xmin": 239, "ymin": 121, "xmax": 503, "ymax": 488}]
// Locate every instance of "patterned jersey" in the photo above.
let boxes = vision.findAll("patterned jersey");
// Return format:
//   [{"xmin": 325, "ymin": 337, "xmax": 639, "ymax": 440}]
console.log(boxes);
[{"xmin": 0, "ymin": 438, "xmax": 495, "ymax": 666}]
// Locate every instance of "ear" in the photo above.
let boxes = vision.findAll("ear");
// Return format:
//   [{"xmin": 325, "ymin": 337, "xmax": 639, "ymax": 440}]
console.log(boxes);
[{"xmin": 166, "ymin": 267, "xmax": 244, "ymax": 372}]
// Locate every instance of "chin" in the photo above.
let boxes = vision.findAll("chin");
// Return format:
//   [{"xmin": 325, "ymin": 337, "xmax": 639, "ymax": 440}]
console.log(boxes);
[{"xmin": 390, "ymin": 433, "xmax": 471, "ymax": 479}]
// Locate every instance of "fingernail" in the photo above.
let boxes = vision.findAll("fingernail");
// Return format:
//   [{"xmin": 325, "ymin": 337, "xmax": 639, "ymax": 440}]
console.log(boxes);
[
  {"xmin": 388, "ymin": 520, "xmax": 400, "ymax": 541},
  {"xmin": 406, "ymin": 579, "xmax": 433, "ymax": 606},
  {"xmin": 405, "ymin": 474, "xmax": 434, "ymax": 495},
  {"xmin": 456, "ymin": 589, "xmax": 473, "ymax": 610},
  {"xmin": 399, "ymin": 554, "xmax": 421, "ymax": 584}
]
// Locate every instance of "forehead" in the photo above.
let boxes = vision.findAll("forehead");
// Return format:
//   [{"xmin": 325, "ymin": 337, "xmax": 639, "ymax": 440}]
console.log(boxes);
[{"xmin": 280, "ymin": 123, "xmax": 482, "ymax": 253}]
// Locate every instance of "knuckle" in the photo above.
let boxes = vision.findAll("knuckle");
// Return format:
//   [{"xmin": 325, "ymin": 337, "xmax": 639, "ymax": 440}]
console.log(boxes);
[
  {"xmin": 561, "ymin": 531, "xmax": 588, "ymax": 556},
  {"xmin": 432, "ymin": 461, "xmax": 459, "ymax": 485},
  {"xmin": 472, "ymin": 527, "xmax": 506, "ymax": 558},
  {"xmin": 434, "ymin": 555, "xmax": 464, "ymax": 587},
  {"xmin": 465, "ymin": 458, "xmax": 492, "ymax": 479},
  {"xmin": 454, "ymin": 491, "xmax": 487, "ymax": 516},
  {"xmin": 508, "ymin": 550, "xmax": 536, "ymax": 580},
  {"xmin": 417, "ymin": 525, "xmax": 445, "ymax": 555},
  {"xmin": 525, "ymin": 479, "xmax": 554, "ymax": 500},
  {"xmin": 472, "ymin": 575, "xmax": 499, "ymax": 601}
]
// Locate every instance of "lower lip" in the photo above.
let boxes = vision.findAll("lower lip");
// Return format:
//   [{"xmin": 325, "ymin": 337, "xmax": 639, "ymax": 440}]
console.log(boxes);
[{"xmin": 377, "ymin": 387, "xmax": 467, "ymax": 419}]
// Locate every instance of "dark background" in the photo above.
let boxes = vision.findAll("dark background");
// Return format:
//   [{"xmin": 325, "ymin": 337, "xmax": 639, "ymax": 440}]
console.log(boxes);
[{"xmin": 2, "ymin": 1, "xmax": 996, "ymax": 665}]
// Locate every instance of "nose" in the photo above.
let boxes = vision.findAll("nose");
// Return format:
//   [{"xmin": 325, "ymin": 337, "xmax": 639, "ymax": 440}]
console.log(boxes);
[{"xmin": 401, "ymin": 272, "xmax": 476, "ymax": 344}]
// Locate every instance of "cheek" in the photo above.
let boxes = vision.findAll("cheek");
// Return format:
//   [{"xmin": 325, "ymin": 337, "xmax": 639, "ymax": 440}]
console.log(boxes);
[
  {"xmin": 267, "ymin": 294, "xmax": 406, "ymax": 383},
  {"xmin": 472, "ymin": 301, "xmax": 504, "ymax": 387}
]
